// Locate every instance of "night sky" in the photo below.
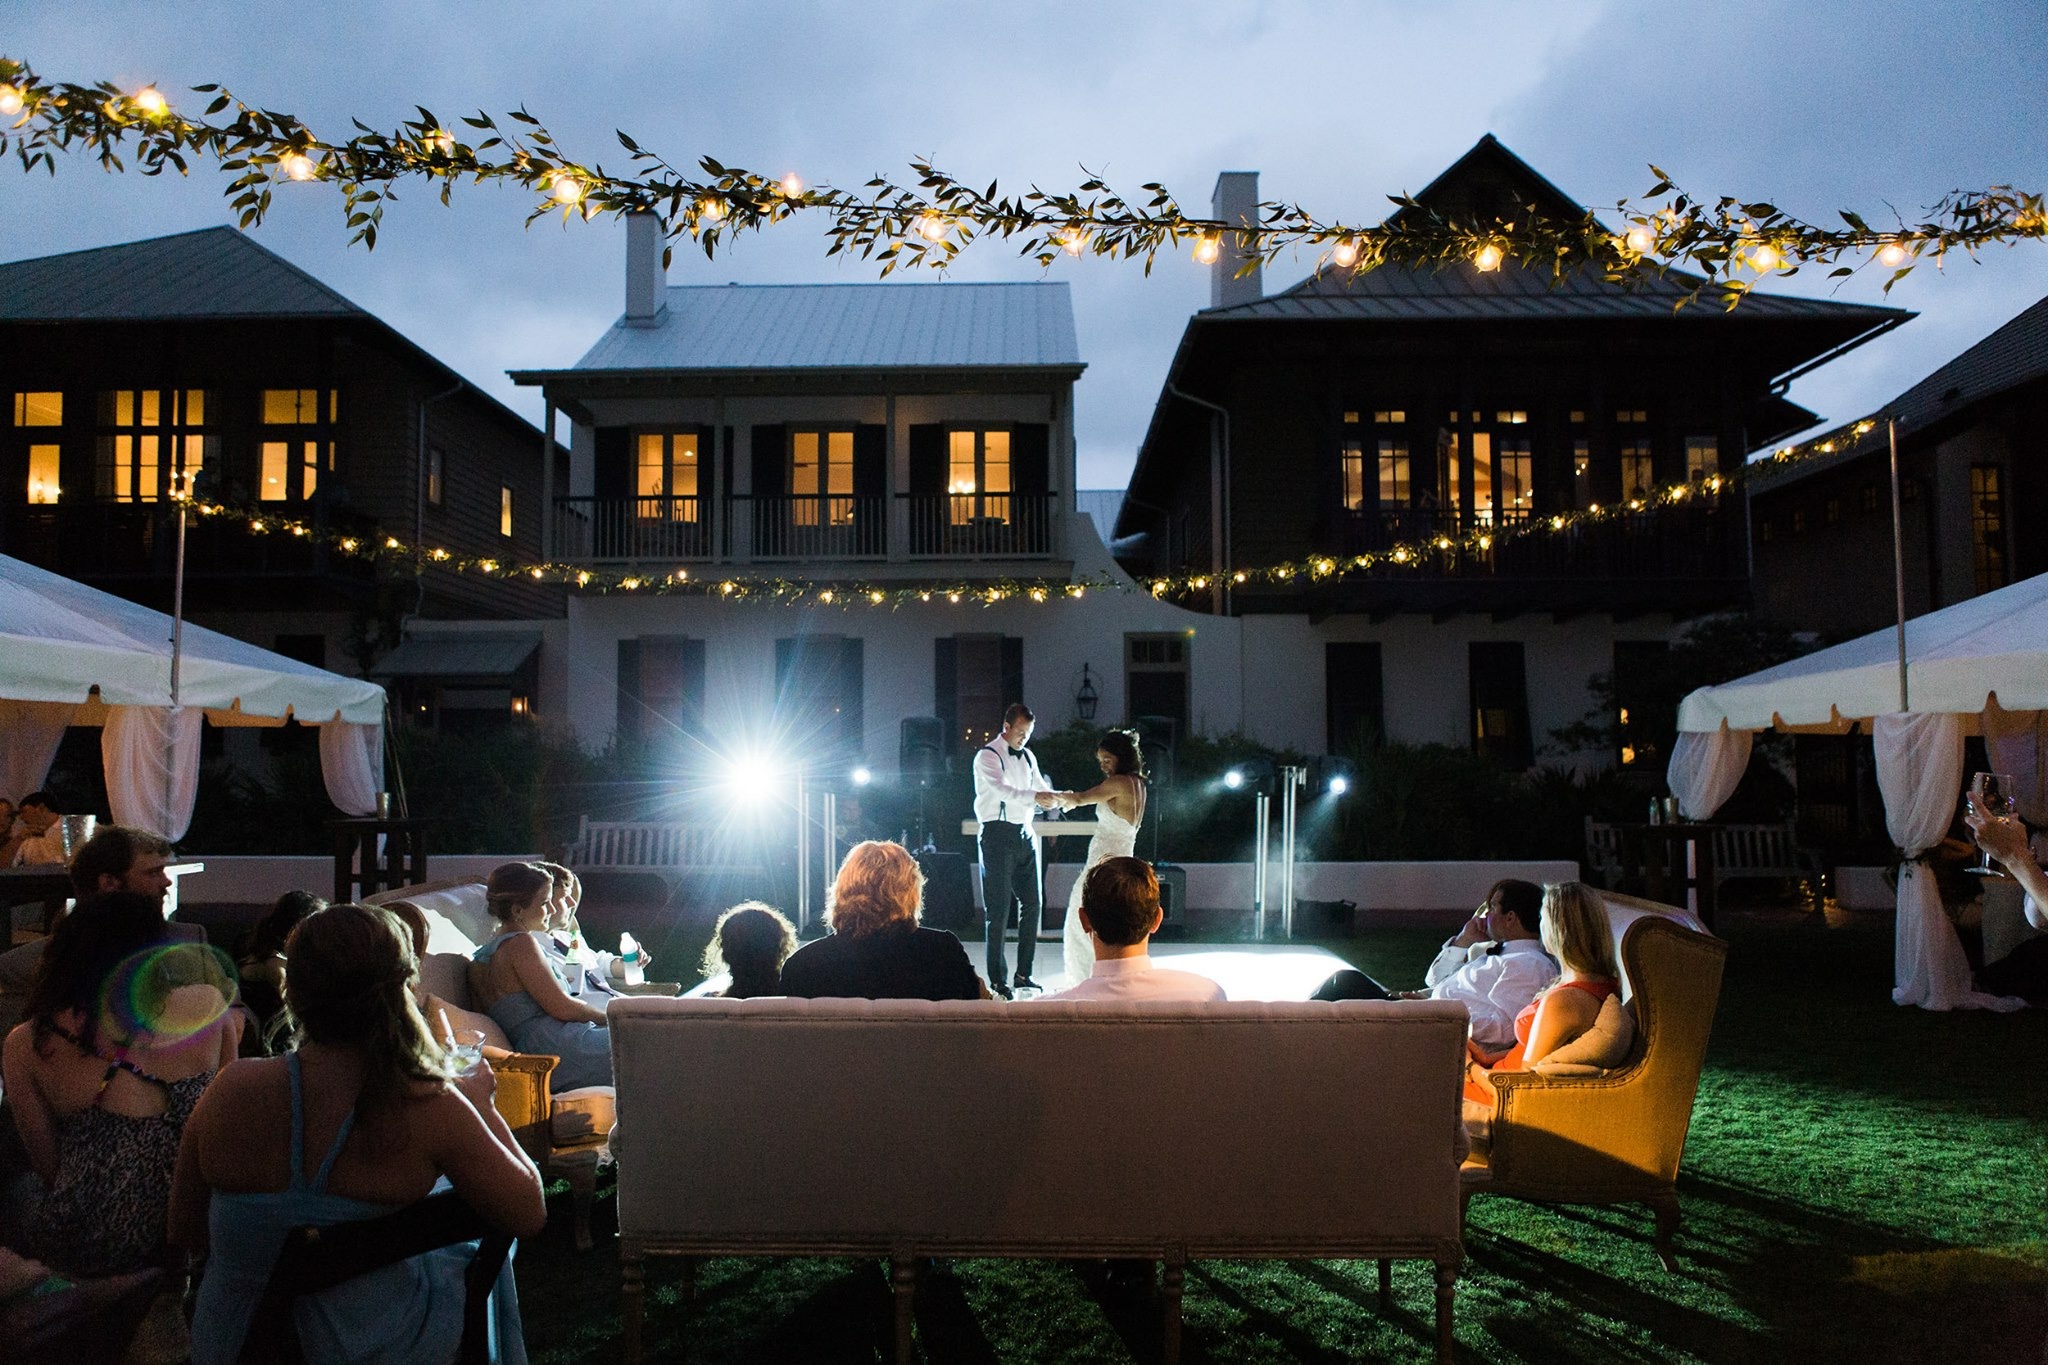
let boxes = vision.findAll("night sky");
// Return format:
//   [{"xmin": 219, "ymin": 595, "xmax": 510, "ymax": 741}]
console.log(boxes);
[{"xmin": 8, "ymin": 0, "xmax": 2045, "ymax": 489}]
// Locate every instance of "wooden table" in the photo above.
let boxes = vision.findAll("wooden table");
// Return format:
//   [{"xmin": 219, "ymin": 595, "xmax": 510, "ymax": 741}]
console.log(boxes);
[
  {"xmin": 330, "ymin": 819, "xmax": 430, "ymax": 905},
  {"xmin": 1610, "ymin": 824, "xmax": 1718, "ymax": 927}
]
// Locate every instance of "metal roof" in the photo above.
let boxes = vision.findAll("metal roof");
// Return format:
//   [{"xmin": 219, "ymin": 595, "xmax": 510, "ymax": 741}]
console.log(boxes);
[
  {"xmin": 372, "ymin": 634, "xmax": 541, "ymax": 678},
  {"xmin": 556, "ymin": 282, "xmax": 1083, "ymax": 374},
  {"xmin": 0, "ymin": 226, "xmax": 367, "ymax": 321},
  {"xmin": 1750, "ymin": 290, "xmax": 2048, "ymax": 491}
]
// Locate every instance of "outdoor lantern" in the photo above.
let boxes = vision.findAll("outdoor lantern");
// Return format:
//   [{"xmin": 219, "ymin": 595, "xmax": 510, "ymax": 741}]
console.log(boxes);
[{"xmin": 1075, "ymin": 663, "xmax": 1099, "ymax": 721}]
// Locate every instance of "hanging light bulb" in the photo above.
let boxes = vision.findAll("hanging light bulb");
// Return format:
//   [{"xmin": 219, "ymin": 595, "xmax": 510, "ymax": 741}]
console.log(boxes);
[
  {"xmin": 1332, "ymin": 238, "xmax": 1360, "ymax": 268},
  {"xmin": 1877, "ymin": 241, "xmax": 1908, "ymax": 267},
  {"xmin": 279, "ymin": 152, "xmax": 316, "ymax": 182},
  {"xmin": 1059, "ymin": 226, "xmax": 1089, "ymax": 256},
  {"xmin": 1473, "ymin": 243, "xmax": 1504, "ymax": 272},
  {"xmin": 1624, "ymin": 224, "xmax": 1656, "ymax": 253},
  {"xmin": 780, "ymin": 171, "xmax": 804, "ymax": 198},
  {"xmin": 1748, "ymin": 243, "xmax": 1781, "ymax": 271},
  {"xmin": 0, "ymin": 86, "xmax": 24, "ymax": 116},
  {"xmin": 915, "ymin": 213, "xmax": 946, "ymax": 242},
  {"xmin": 1194, "ymin": 234, "xmax": 1221, "ymax": 265},
  {"xmin": 131, "ymin": 87, "xmax": 168, "ymax": 117},
  {"xmin": 698, "ymin": 195, "xmax": 725, "ymax": 222},
  {"xmin": 550, "ymin": 173, "xmax": 583, "ymax": 205}
]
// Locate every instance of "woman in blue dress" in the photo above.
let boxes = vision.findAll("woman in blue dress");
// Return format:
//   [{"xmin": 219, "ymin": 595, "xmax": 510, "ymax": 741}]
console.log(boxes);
[
  {"xmin": 172, "ymin": 903, "xmax": 544, "ymax": 1364},
  {"xmin": 467, "ymin": 863, "xmax": 614, "ymax": 1089}
]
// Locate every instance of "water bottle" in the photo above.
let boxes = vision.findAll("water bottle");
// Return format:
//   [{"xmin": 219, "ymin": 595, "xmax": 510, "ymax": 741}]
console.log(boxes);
[{"xmin": 618, "ymin": 932, "xmax": 645, "ymax": 987}]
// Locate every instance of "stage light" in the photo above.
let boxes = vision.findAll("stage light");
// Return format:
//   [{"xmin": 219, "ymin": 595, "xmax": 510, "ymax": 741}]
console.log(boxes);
[
  {"xmin": 1328, "ymin": 775, "xmax": 1349, "ymax": 795},
  {"xmin": 721, "ymin": 751, "xmax": 782, "ymax": 803},
  {"xmin": 1318, "ymin": 754, "xmax": 1358, "ymax": 797},
  {"xmin": 1223, "ymin": 769, "xmax": 1245, "ymax": 790},
  {"xmin": 851, "ymin": 766, "xmax": 873, "ymax": 787}
]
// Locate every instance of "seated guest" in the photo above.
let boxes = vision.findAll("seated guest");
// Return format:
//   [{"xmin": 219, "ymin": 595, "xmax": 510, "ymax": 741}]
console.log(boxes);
[
  {"xmin": 780, "ymin": 841, "xmax": 984, "ymax": 1001},
  {"xmin": 1, "ymin": 794, "xmax": 62, "ymax": 868},
  {"xmin": 1040, "ymin": 857, "xmax": 1224, "ymax": 1002},
  {"xmin": 537, "ymin": 860, "xmax": 621, "ymax": 996},
  {"xmin": 3, "ymin": 892, "xmax": 242, "ymax": 1276},
  {"xmin": 468, "ymin": 862, "xmax": 612, "ymax": 1088},
  {"xmin": 382, "ymin": 899, "xmax": 504, "ymax": 1055},
  {"xmin": 1463, "ymin": 882, "xmax": 1619, "ymax": 1105},
  {"xmin": 1310, "ymin": 877, "xmax": 1558, "ymax": 1053},
  {"xmin": 1965, "ymin": 810, "xmax": 2048, "ymax": 1002},
  {"xmin": 237, "ymin": 890, "xmax": 326, "ymax": 1046},
  {"xmin": 0, "ymin": 826, "xmax": 183, "ymax": 1024},
  {"xmin": 172, "ymin": 904, "xmax": 543, "ymax": 1364},
  {"xmin": 700, "ymin": 901, "xmax": 797, "ymax": 999}
]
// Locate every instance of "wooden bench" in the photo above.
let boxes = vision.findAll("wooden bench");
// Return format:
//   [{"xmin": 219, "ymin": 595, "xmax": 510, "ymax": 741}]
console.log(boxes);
[
  {"xmin": 1707, "ymin": 823, "xmax": 1823, "ymax": 906},
  {"xmin": 565, "ymin": 817, "xmax": 765, "ymax": 881},
  {"xmin": 610, "ymin": 997, "xmax": 1471, "ymax": 1364}
]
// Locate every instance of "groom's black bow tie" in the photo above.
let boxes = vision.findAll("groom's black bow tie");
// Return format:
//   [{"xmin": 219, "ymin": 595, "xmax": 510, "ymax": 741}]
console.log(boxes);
[{"xmin": 1007, "ymin": 746, "xmax": 1026, "ymax": 758}]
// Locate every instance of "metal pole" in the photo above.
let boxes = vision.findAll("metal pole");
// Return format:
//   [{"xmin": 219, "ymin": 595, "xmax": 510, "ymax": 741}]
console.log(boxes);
[
  {"xmin": 170, "ymin": 482, "xmax": 187, "ymax": 706},
  {"xmin": 1280, "ymin": 766, "xmax": 1303, "ymax": 939},
  {"xmin": 821, "ymin": 790, "xmax": 838, "ymax": 901},
  {"xmin": 1887, "ymin": 417, "xmax": 1909, "ymax": 712},
  {"xmin": 794, "ymin": 771, "xmax": 809, "ymax": 933},
  {"xmin": 1252, "ymin": 797, "xmax": 1269, "ymax": 939}
]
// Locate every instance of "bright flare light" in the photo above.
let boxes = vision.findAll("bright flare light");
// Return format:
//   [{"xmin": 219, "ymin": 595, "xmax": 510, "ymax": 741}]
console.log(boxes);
[
  {"xmin": 0, "ymin": 87, "xmax": 24, "ymax": 116},
  {"xmin": 550, "ymin": 174, "xmax": 583, "ymax": 204},
  {"xmin": 131, "ymin": 87, "xmax": 168, "ymax": 117},
  {"xmin": 1331, "ymin": 239, "xmax": 1360, "ymax": 268},
  {"xmin": 1194, "ymin": 235, "xmax": 1221, "ymax": 265},
  {"xmin": 1328, "ymin": 776, "xmax": 1350, "ymax": 796},
  {"xmin": 1878, "ymin": 241, "xmax": 1909, "ymax": 267},
  {"xmin": 1473, "ymin": 243, "xmax": 1504, "ymax": 272},
  {"xmin": 1223, "ymin": 769, "xmax": 1246, "ymax": 791},
  {"xmin": 722, "ymin": 751, "xmax": 782, "ymax": 804},
  {"xmin": 279, "ymin": 152, "xmax": 316, "ymax": 181},
  {"xmin": 1624, "ymin": 225, "xmax": 1656, "ymax": 253},
  {"xmin": 780, "ymin": 172, "xmax": 804, "ymax": 198},
  {"xmin": 852, "ymin": 766, "xmax": 873, "ymax": 787}
]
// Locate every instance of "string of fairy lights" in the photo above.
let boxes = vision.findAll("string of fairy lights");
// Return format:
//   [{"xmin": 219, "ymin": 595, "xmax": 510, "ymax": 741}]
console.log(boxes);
[
  {"xmin": 148, "ymin": 412, "xmax": 1876, "ymax": 608},
  {"xmin": 1, "ymin": 57, "xmax": 2042, "ymax": 300},
  {"xmin": 0, "ymin": 59, "xmax": 2014, "ymax": 605}
]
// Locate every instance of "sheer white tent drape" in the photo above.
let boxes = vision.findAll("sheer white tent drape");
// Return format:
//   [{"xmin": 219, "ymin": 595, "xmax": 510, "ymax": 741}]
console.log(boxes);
[
  {"xmin": 0, "ymin": 701, "xmax": 75, "ymax": 803},
  {"xmin": 1667, "ymin": 727, "xmax": 1753, "ymax": 820},
  {"xmin": 318, "ymin": 720, "xmax": 384, "ymax": 817},
  {"xmin": 1875, "ymin": 713, "xmax": 2024, "ymax": 1011},
  {"xmin": 102, "ymin": 706, "xmax": 204, "ymax": 842}
]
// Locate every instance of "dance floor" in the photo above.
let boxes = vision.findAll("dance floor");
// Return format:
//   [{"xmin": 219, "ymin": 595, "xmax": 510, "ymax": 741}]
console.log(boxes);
[{"xmin": 967, "ymin": 937, "xmax": 1355, "ymax": 1001}]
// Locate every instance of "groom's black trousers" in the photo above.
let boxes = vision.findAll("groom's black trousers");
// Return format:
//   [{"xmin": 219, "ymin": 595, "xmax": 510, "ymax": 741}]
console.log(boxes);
[{"xmin": 978, "ymin": 819, "xmax": 1040, "ymax": 984}]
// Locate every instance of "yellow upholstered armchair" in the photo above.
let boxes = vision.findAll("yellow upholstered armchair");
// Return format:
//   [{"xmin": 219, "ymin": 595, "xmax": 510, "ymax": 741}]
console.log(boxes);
[{"xmin": 1461, "ymin": 915, "xmax": 1728, "ymax": 1270}]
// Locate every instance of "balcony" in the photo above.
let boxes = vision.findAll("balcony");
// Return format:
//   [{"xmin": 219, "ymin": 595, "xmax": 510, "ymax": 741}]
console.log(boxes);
[{"xmin": 548, "ymin": 492, "xmax": 1061, "ymax": 566}]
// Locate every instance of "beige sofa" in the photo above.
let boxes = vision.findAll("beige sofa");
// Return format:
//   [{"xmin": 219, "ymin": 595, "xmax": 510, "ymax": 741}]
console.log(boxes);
[{"xmin": 609, "ymin": 996, "xmax": 1472, "ymax": 1365}]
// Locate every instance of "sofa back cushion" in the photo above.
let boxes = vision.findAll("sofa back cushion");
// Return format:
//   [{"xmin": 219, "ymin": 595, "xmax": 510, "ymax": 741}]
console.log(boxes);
[{"xmin": 610, "ymin": 997, "xmax": 1469, "ymax": 1254}]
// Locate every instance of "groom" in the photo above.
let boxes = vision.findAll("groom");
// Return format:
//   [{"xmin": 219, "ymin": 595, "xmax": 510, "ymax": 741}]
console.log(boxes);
[{"xmin": 973, "ymin": 702, "xmax": 1057, "ymax": 999}]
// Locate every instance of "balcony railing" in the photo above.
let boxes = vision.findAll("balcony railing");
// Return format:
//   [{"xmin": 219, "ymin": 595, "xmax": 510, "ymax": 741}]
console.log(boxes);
[
  {"xmin": 551, "ymin": 496, "xmax": 712, "ymax": 562},
  {"xmin": 1, "ymin": 501, "xmax": 376, "ymax": 583},
  {"xmin": 747, "ymin": 494, "xmax": 886, "ymax": 560},
  {"xmin": 903, "ymin": 493, "xmax": 1054, "ymax": 558},
  {"xmin": 1333, "ymin": 500, "xmax": 1742, "ymax": 581}
]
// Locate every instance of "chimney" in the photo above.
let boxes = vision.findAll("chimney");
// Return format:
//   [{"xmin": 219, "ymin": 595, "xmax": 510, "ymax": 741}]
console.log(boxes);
[
  {"xmin": 625, "ymin": 212, "xmax": 666, "ymax": 327},
  {"xmin": 1210, "ymin": 171, "xmax": 1262, "ymax": 310}
]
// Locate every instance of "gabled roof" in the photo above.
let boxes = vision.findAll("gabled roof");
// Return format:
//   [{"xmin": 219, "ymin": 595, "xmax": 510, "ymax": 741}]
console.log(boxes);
[
  {"xmin": 529, "ymin": 281, "xmax": 1084, "ymax": 376},
  {"xmin": 0, "ymin": 226, "xmax": 366, "ymax": 320},
  {"xmin": 1750, "ymin": 291, "xmax": 2048, "ymax": 491}
]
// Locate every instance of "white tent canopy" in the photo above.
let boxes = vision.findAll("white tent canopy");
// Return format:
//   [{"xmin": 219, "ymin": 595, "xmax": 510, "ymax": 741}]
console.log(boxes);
[
  {"xmin": 0, "ymin": 554, "xmax": 386, "ymax": 840},
  {"xmin": 1670, "ymin": 572, "xmax": 2048, "ymax": 1014}
]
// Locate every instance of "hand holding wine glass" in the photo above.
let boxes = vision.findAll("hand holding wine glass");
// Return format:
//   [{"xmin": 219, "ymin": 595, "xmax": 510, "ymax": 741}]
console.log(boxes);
[{"xmin": 1964, "ymin": 772, "xmax": 2019, "ymax": 878}]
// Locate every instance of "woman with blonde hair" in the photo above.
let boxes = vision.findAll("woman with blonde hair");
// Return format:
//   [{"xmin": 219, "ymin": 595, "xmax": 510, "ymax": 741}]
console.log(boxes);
[
  {"xmin": 779, "ymin": 841, "xmax": 982, "ymax": 1000},
  {"xmin": 468, "ymin": 862, "xmax": 613, "ymax": 1089},
  {"xmin": 1464, "ymin": 881, "xmax": 1620, "ymax": 1104},
  {"xmin": 172, "ymin": 903, "xmax": 543, "ymax": 1363},
  {"xmin": 700, "ymin": 902, "xmax": 797, "ymax": 999}
]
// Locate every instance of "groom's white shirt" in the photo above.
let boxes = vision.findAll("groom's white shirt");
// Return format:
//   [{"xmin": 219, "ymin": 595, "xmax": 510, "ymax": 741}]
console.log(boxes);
[{"xmin": 972, "ymin": 739, "xmax": 1051, "ymax": 827}]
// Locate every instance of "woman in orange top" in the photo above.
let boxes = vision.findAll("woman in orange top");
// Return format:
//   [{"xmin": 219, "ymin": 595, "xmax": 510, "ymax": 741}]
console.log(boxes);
[{"xmin": 1464, "ymin": 881, "xmax": 1618, "ymax": 1105}]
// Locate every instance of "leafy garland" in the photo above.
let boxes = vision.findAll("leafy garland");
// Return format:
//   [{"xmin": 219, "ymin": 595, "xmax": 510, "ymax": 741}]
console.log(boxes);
[{"xmin": 2, "ymin": 57, "xmax": 2042, "ymax": 307}]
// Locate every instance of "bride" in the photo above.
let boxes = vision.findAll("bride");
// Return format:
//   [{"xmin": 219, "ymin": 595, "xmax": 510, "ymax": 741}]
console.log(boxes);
[{"xmin": 1051, "ymin": 729, "xmax": 1148, "ymax": 985}]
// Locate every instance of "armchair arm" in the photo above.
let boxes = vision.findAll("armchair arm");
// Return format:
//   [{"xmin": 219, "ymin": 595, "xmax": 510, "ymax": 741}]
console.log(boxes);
[
  {"xmin": 1485, "ymin": 1063, "xmax": 1683, "ymax": 1198},
  {"xmin": 487, "ymin": 1051, "xmax": 559, "ymax": 1165}
]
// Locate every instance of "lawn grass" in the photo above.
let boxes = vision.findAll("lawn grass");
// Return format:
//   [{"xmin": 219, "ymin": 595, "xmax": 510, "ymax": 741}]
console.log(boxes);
[{"xmin": 512, "ymin": 910, "xmax": 2048, "ymax": 1363}]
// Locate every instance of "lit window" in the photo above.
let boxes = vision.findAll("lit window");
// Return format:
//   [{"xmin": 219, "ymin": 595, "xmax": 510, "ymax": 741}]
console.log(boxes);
[
  {"xmin": 97, "ymin": 389, "xmax": 210, "ymax": 502},
  {"xmin": 1372, "ymin": 410, "xmax": 1406, "ymax": 424},
  {"xmin": 1343, "ymin": 410, "xmax": 1361, "ymax": 425},
  {"xmin": 1573, "ymin": 439, "xmax": 1592, "ymax": 510},
  {"xmin": 1971, "ymin": 464, "xmax": 2007, "ymax": 592},
  {"xmin": 262, "ymin": 388, "xmax": 335, "ymax": 424},
  {"xmin": 27, "ymin": 445, "xmax": 60, "ymax": 504},
  {"xmin": 1621, "ymin": 442, "xmax": 1653, "ymax": 499},
  {"xmin": 12, "ymin": 392, "xmax": 62, "ymax": 426},
  {"xmin": 258, "ymin": 388, "xmax": 335, "ymax": 502},
  {"xmin": 1568, "ymin": 410, "xmax": 1586, "ymax": 425},
  {"xmin": 946, "ymin": 429, "xmax": 1011, "ymax": 526},
  {"xmin": 791, "ymin": 429, "xmax": 855, "ymax": 526},
  {"xmin": 1494, "ymin": 410, "xmax": 1528, "ymax": 425},
  {"xmin": 1616, "ymin": 409, "xmax": 1649, "ymax": 423},
  {"xmin": 1377, "ymin": 439, "xmax": 1410, "ymax": 507},
  {"xmin": 500, "ymin": 486, "xmax": 514, "ymax": 537},
  {"xmin": 637, "ymin": 432, "xmax": 700, "ymax": 522},
  {"xmin": 1496, "ymin": 439, "xmax": 1532, "ymax": 513},
  {"xmin": 426, "ymin": 446, "xmax": 444, "ymax": 506},
  {"xmin": 1685, "ymin": 436, "xmax": 1718, "ymax": 481},
  {"xmin": 1341, "ymin": 439, "xmax": 1366, "ymax": 512}
]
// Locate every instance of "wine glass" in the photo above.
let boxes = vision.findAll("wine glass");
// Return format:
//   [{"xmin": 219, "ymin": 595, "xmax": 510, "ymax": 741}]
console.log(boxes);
[{"xmin": 1964, "ymin": 771, "xmax": 2019, "ymax": 877}]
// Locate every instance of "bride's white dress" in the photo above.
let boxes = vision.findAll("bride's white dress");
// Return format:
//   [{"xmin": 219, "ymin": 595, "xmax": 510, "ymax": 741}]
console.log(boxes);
[{"xmin": 1062, "ymin": 796, "xmax": 1141, "ymax": 985}]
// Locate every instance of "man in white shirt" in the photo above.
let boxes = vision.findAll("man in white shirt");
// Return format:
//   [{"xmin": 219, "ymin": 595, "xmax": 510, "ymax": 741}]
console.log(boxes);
[
  {"xmin": 1042, "ymin": 857, "xmax": 1225, "ymax": 1002},
  {"xmin": 972, "ymin": 703, "xmax": 1057, "ymax": 998},
  {"xmin": 4, "ymin": 793, "xmax": 64, "ymax": 867},
  {"xmin": 1310, "ymin": 878, "xmax": 1557, "ymax": 1054}
]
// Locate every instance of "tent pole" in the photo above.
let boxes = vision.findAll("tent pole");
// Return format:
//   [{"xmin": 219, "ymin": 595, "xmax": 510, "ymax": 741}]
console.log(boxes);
[
  {"xmin": 170, "ymin": 480, "xmax": 187, "ymax": 707},
  {"xmin": 1887, "ymin": 417, "xmax": 1908, "ymax": 712}
]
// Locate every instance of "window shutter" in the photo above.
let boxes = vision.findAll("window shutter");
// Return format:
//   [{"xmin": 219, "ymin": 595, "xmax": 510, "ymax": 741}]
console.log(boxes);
[
  {"xmin": 594, "ymin": 427, "xmax": 631, "ymax": 501},
  {"xmin": 908, "ymin": 425, "xmax": 946, "ymax": 495},
  {"xmin": 854, "ymin": 424, "xmax": 886, "ymax": 498},
  {"xmin": 615, "ymin": 638, "xmax": 642, "ymax": 744},
  {"xmin": 934, "ymin": 637, "xmax": 958, "ymax": 751},
  {"xmin": 1013, "ymin": 424, "xmax": 1051, "ymax": 496},
  {"xmin": 751, "ymin": 425, "xmax": 787, "ymax": 497},
  {"xmin": 1000, "ymin": 636, "xmax": 1025, "ymax": 709}
]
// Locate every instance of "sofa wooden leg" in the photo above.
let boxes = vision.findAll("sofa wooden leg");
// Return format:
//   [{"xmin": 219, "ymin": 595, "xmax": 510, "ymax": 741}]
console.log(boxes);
[
  {"xmin": 890, "ymin": 1254, "xmax": 917, "ymax": 1364},
  {"xmin": 1160, "ymin": 1254, "xmax": 1186, "ymax": 1365},
  {"xmin": 1649, "ymin": 1194, "xmax": 1682, "ymax": 1272},
  {"xmin": 567, "ymin": 1159, "xmax": 597, "ymax": 1252},
  {"xmin": 622, "ymin": 1254, "xmax": 645, "ymax": 1365},
  {"xmin": 1377, "ymin": 1257, "xmax": 1392, "ymax": 1306},
  {"xmin": 1433, "ymin": 1259, "xmax": 1456, "ymax": 1365}
]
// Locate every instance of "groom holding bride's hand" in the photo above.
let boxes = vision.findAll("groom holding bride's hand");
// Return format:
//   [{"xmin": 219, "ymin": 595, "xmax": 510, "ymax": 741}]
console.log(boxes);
[{"xmin": 973, "ymin": 702, "xmax": 1057, "ymax": 999}]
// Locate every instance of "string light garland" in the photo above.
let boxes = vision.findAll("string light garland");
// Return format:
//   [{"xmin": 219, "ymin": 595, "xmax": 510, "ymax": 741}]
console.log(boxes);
[
  {"xmin": 143, "ymin": 413, "xmax": 1877, "ymax": 608},
  {"xmin": 1, "ymin": 58, "xmax": 2041, "ymax": 300}
]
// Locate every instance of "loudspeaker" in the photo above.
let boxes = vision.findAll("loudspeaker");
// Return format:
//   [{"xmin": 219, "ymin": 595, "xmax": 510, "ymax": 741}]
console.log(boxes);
[
  {"xmin": 899, "ymin": 717, "xmax": 945, "ymax": 789},
  {"xmin": 1153, "ymin": 862, "xmax": 1187, "ymax": 927},
  {"xmin": 1133, "ymin": 715, "xmax": 1179, "ymax": 788}
]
